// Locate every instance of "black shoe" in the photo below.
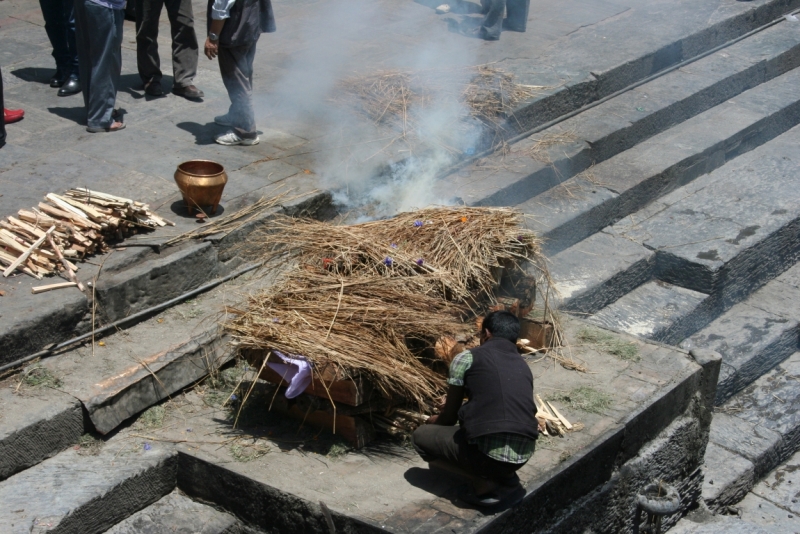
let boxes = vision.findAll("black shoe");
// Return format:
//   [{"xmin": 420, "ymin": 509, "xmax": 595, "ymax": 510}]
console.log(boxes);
[
  {"xmin": 57, "ymin": 76, "xmax": 81, "ymax": 96},
  {"xmin": 172, "ymin": 84, "xmax": 204, "ymax": 100},
  {"xmin": 50, "ymin": 71, "xmax": 66, "ymax": 88},
  {"xmin": 144, "ymin": 80, "xmax": 164, "ymax": 96}
]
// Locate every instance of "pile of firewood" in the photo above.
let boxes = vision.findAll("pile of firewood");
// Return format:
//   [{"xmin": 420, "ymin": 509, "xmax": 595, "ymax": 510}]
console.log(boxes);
[
  {"xmin": 0, "ymin": 188, "xmax": 172, "ymax": 283},
  {"xmin": 535, "ymin": 394, "xmax": 583, "ymax": 437}
]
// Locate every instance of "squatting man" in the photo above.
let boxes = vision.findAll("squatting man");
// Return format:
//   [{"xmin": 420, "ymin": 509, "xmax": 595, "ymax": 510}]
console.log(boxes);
[{"xmin": 412, "ymin": 310, "xmax": 539, "ymax": 507}]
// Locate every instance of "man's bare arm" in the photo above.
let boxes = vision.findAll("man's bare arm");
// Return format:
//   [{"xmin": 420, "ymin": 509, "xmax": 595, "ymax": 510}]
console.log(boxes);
[{"xmin": 428, "ymin": 384, "xmax": 464, "ymax": 426}]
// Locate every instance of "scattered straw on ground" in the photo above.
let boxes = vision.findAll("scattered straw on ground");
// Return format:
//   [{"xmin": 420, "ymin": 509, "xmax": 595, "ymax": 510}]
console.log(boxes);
[
  {"xmin": 549, "ymin": 386, "xmax": 612, "ymax": 414},
  {"xmin": 577, "ymin": 326, "xmax": 640, "ymax": 362},
  {"xmin": 339, "ymin": 64, "xmax": 553, "ymax": 150},
  {"xmin": 527, "ymin": 130, "xmax": 581, "ymax": 166}
]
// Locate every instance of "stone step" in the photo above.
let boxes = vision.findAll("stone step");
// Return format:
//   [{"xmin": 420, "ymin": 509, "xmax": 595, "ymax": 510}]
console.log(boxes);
[
  {"xmin": 105, "ymin": 490, "xmax": 239, "ymax": 534},
  {"xmin": 435, "ymin": 18, "xmax": 800, "ymax": 214},
  {"xmin": 0, "ymin": 443, "xmax": 176, "ymax": 534},
  {"xmin": 0, "ymin": 269, "xmax": 263, "ymax": 483},
  {"xmin": 554, "ymin": 119, "xmax": 800, "ymax": 347},
  {"xmin": 0, "ymin": 388, "xmax": 84, "ymax": 482},
  {"xmin": 586, "ymin": 280, "xmax": 709, "ymax": 344},
  {"xmin": 684, "ymin": 262, "xmax": 800, "ymax": 404},
  {"xmin": 701, "ymin": 353, "xmax": 800, "ymax": 511},
  {"xmin": 526, "ymin": 66, "xmax": 800, "ymax": 256}
]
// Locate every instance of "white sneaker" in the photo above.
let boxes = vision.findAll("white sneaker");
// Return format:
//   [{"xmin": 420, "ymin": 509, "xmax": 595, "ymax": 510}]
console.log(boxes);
[
  {"xmin": 435, "ymin": 4, "xmax": 450, "ymax": 14},
  {"xmin": 215, "ymin": 131, "xmax": 260, "ymax": 146},
  {"xmin": 214, "ymin": 113, "xmax": 234, "ymax": 127}
]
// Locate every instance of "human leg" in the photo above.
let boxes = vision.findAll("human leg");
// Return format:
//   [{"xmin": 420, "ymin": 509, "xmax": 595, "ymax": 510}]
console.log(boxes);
[
  {"xmin": 0, "ymin": 67, "xmax": 5, "ymax": 148},
  {"xmin": 136, "ymin": 0, "xmax": 165, "ymax": 86},
  {"xmin": 217, "ymin": 43, "xmax": 258, "ymax": 142},
  {"xmin": 480, "ymin": 0, "xmax": 505, "ymax": 40},
  {"xmin": 76, "ymin": 1, "xmax": 124, "ymax": 130},
  {"xmin": 504, "ymin": 0, "xmax": 528, "ymax": 32},
  {"xmin": 39, "ymin": 0, "xmax": 75, "ymax": 80},
  {"xmin": 165, "ymin": 0, "xmax": 198, "ymax": 88}
]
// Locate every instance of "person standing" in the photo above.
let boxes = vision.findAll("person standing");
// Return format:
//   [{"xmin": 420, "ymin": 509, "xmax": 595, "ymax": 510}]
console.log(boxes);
[
  {"xmin": 476, "ymin": 0, "xmax": 529, "ymax": 41},
  {"xmin": 204, "ymin": 0, "xmax": 275, "ymax": 146},
  {"xmin": 412, "ymin": 311, "xmax": 538, "ymax": 507},
  {"xmin": 135, "ymin": 0, "xmax": 204, "ymax": 99},
  {"xmin": 73, "ymin": 0, "xmax": 125, "ymax": 132},
  {"xmin": 38, "ymin": 0, "xmax": 81, "ymax": 95}
]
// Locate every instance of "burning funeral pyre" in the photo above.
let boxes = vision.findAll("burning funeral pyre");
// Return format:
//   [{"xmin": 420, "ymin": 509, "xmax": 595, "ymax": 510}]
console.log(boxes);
[{"xmin": 226, "ymin": 206, "xmax": 560, "ymax": 447}]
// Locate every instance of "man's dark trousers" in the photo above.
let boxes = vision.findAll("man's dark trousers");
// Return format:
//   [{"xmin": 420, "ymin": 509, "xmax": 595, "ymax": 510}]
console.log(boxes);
[
  {"xmin": 219, "ymin": 42, "xmax": 258, "ymax": 139},
  {"xmin": 412, "ymin": 425, "xmax": 529, "ymax": 483},
  {"xmin": 39, "ymin": 0, "xmax": 79, "ymax": 78},
  {"xmin": 479, "ymin": 0, "xmax": 529, "ymax": 40},
  {"xmin": 0, "ymin": 67, "xmax": 6, "ymax": 148},
  {"xmin": 74, "ymin": 0, "xmax": 124, "ymax": 129},
  {"xmin": 135, "ymin": 0, "xmax": 199, "ymax": 88}
]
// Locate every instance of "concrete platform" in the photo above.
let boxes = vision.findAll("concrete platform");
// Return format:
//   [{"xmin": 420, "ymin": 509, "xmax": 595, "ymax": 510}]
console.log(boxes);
[
  {"xmin": 106, "ymin": 491, "xmax": 239, "ymax": 534},
  {"xmin": 0, "ymin": 443, "xmax": 176, "ymax": 534},
  {"xmin": 111, "ymin": 315, "xmax": 716, "ymax": 533}
]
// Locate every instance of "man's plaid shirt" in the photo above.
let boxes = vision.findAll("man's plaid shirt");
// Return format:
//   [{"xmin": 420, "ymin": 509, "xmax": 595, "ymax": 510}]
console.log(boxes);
[{"xmin": 448, "ymin": 350, "xmax": 536, "ymax": 464}]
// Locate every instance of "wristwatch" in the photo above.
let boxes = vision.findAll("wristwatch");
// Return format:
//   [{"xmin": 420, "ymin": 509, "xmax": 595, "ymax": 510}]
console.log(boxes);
[{"xmin": 208, "ymin": 32, "xmax": 219, "ymax": 42}]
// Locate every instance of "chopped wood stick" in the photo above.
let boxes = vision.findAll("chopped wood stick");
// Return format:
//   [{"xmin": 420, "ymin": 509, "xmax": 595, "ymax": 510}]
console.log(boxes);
[
  {"xmin": 546, "ymin": 400, "xmax": 573, "ymax": 430},
  {"xmin": 3, "ymin": 226, "xmax": 54, "ymax": 277},
  {"xmin": 9, "ymin": 217, "xmax": 47, "ymax": 238},
  {"xmin": 32, "ymin": 281, "xmax": 77, "ymax": 294},
  {"xmin": 0, "ymin": 250, "xmax": 41, "ymax": 279},
  {"xmin": 48, "ymin": 234, "xmax": 85, "ymax": 291}
]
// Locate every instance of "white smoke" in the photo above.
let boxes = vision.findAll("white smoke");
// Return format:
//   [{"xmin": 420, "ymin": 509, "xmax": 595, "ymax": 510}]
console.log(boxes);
[{"xmin": 257, "ymin": 0, "xmax": 484, "ymax": 218}]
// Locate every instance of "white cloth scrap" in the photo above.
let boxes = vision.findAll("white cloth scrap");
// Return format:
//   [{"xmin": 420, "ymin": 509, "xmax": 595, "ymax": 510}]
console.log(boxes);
[{"xmin": 268, "ymin": 350, "xmax": 312, "ymax": 399}]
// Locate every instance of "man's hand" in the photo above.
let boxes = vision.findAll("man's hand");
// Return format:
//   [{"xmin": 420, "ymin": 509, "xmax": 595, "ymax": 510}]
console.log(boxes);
[
  {"xmin": 427, "ymin": 414, "xmax": 439, "ymax": 425},
  {"xmin": 204, "ymin": 38, "xmax": 219, "ymax": 60}
]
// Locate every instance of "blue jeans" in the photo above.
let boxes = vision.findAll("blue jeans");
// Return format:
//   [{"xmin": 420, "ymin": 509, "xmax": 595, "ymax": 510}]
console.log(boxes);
[
  {"xmin": 74, "ymin": 0, "xmax": 124, "ymax": 129},
  {"xmin": 39, "ymin": 0, "xmax": 79, "ymax": 77}
]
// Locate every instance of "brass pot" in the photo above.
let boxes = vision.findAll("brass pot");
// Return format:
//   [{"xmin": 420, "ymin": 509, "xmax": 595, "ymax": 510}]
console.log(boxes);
[{"xmin": 174, "ymin": 160, "xmax": 227, "ymax": 216}]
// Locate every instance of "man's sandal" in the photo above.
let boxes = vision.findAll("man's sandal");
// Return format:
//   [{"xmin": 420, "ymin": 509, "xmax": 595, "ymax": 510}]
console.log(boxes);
[{"xmin": 87, "ymin": 121, "xmax": 126, "ymax": 133}]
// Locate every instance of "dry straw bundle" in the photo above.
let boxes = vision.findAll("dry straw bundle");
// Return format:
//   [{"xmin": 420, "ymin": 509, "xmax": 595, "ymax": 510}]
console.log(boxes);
[
  {"xmin": 339, "ymin": 64, "xmax": 551, "ymax": 145},
  {"xmin": 227, "ymin": 206, "xmax": 554, "ymax": 409}
]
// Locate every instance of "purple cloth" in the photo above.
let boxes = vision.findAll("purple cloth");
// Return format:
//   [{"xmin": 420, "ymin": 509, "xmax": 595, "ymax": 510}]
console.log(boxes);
[{"xmin": 268, "ymin": 350, "xmax": 312, "ymax": 399}]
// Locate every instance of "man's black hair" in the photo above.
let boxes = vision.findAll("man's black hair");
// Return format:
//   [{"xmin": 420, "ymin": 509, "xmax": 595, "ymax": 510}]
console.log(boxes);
[{"xmin": 482, "ymin": 310, "xmax": 520, "ymax": 342}]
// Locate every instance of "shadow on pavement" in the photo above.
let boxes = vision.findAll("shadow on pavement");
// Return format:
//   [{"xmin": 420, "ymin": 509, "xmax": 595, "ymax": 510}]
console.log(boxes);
[
  {"xmin": 10, "ymin": 67, "xmax": 54, "ymax": 84},
  {"xmin": 176, "ymin": 121, "xmax": 220, "ymax": 145},
  {"xmin": 47, "ymin": 105, "xmax": 85, "ymax": 125}
]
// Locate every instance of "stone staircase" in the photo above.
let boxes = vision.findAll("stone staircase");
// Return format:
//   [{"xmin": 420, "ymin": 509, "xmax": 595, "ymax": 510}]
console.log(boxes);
[
  {"xmin": 3, "ymin": 6, "xmax": 800, "ymax": 534},
  {"xmin": 451, "ymin": 11, "xmax": 800, "ymax": 527}
]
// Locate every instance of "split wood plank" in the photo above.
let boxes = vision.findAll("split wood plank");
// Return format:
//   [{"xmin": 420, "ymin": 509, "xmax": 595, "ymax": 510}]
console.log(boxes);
[
  {"xmin": 32, "ymin": 281, "xmax": 77, "ymax": 294},
  {"xmin": 546, "ymin": 400, "xmax": 573, "ymax": 430},
  {"xmin": 3, "ymin": 226, "xmax": 54, "ymax": 277}
]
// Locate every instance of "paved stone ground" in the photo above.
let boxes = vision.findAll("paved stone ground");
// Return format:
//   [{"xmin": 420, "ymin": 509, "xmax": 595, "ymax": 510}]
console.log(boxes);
[{"xmin": 0, "ymin": 0, "xmax": 782, "ymax": 223}]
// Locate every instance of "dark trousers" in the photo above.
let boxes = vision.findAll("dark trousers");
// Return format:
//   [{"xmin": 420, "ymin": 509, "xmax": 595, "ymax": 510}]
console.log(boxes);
[
  {"xmin": 479, "ymin": 0, "xmax": 529, "ymax": 40},
  {"xmin": 135, "ymin": 0, "xmax": 198, "ymax": 87},
  {"xmin": 74, "ymin": 0, "xmax": 123, "ymax": 129},
  {"xmin": 39, "ymin": 0, "xmax": 79, "ymax": 77},
  {"xmin": 219, "ymin": 42, "xmax": 258, "ymax": 138},
  {"xmin": 412, "ymin": 425, "xmax": 528, "ymax": 483},
  {"xmin": 0, "ymin": 67, "xmax": 5, "ymax": 148}
]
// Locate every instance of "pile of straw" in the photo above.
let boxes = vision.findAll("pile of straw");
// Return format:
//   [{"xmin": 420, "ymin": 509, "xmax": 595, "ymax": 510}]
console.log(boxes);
[
  {"xmin": 227, "ymin": 207, "xmax": 553, "ymax": 409},
  {"xmin": 339, "ymin": 65, "xmax": 549, "ymax": 143}
]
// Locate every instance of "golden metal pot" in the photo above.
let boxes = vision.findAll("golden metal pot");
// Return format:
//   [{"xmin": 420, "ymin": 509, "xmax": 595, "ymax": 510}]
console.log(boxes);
[{"xmin": 173, "ymin": 160, "xmax": 227, "ymax": 216}]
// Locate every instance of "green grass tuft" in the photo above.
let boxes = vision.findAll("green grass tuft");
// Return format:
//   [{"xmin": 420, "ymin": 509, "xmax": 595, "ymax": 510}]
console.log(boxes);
[
  {"xmin": 21, "ymin": 365, "xmax": 62, "ymax": 389},
  {"xmin": 577, "ymin": 327, "xmax": 640, "ymax": 362},
  {"xmin": 230, "ymin": 442, "xmax": 270, "ymax": 462},
  {"xmin": 549, "ymin": 386, "xmax": 612, "ymax": 414},
  {"xmin": 76, "ymin": 433, "xmax": 104, "ymax": 456},
  {"xmin": 134, "ymin": 405, "xmax": 166, "ymax": 430}
]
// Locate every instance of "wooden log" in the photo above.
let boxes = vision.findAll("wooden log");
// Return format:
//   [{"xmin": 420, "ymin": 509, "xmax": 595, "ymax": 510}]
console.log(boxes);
[
  {"xmin": 38, "ymin": 203, "xmax": 100, "ymax": 230},
  {"xmin": 546, "ymin": 401, "xmax": 573, "ymax": 431},
  {"xmin": 48, "ymin": 234, "xmax": 85, "ymax": 292},
  {"xmin": 32, "ymin": 281, "xmax": 77, "ymax": 294},
  {"xmin": 259, "ymin": 365, "xmax": 372, "ymax": 407},
  {"xmin": 269, "ymin": 395, "xmax": 374, "ymax": 448},
  {"xmin": 0, "ymin": 249, "xmax": 41, "ymax": 279},
  {"xmin": 4, "ymin": 226, "xmax": 55, "ymax": 277},
  {"xmin": 9, "ymin": 217, "xmax": 47, "ymax": 238},
  {"xmin": 17, "ymin": 209, "xmax": 59, "ymax": 229}
]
